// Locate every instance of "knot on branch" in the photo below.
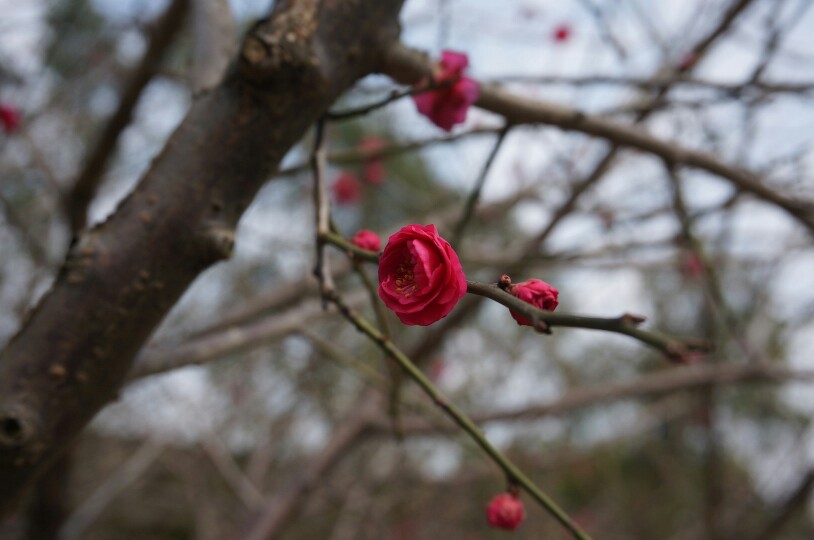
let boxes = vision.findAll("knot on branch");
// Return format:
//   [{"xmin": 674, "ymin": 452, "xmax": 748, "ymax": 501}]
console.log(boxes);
[
  {"xmin": 0, "ymin": 403, "xmax": 43, "ymax": 461},
  {"xmin": 198, "ymin": 223, "xmax": 236, "ymax": 262},
  {"xmin": 239, "ymin": 3, "xmax": 324, "ymax": 89}
]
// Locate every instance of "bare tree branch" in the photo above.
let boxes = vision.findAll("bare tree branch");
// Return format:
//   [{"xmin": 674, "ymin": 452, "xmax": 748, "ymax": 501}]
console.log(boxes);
[
  {"xmin": 380, "ymin": 363, "xmax": 814, "ymax": 434},
  {"xmin": 382, "ymin": 42, "xmax": 814, "ymax": 234},
  {"xmin": 0, "ymin": 0, "xmax": 405, "ymax": 515}
]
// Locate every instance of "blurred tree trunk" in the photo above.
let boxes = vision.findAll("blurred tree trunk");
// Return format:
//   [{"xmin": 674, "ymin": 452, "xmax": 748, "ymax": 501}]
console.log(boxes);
[{"xmin": 0, "ymin": 0, "xmax": 404, "ymax": 515}]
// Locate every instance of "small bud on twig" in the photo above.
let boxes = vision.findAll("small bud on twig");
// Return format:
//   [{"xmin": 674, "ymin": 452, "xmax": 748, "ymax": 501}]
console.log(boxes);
[{"xmin": 621, "ymin": 313, "xmax": 647, "ymax": 326}]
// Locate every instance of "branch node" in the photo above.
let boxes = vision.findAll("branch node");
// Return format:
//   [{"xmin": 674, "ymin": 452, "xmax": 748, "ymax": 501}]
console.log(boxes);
[
  {"xmin": 0, "ymin": 407, "xmax": 36, "ymax": 449},
  {"xmin": 534, "ymin": 320, "xmax": 552, "ymax": 334},
  {"xmin": 201, "ymin": 224, "xmax": 236, "ymax": 261},
  {"xmin": 620, "ymin": 313, "xmax": 647, "ymax": 326}
]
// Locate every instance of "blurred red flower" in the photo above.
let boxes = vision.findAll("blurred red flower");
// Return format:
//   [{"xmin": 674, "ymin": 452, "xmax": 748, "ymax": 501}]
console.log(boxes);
[
  {"xmin": 412, "ymin": 50, "xmax": 480, "ymax": 132},
  {"xmin": 332, "ymin": 172, "xmax": 362, "ymax": 204}
]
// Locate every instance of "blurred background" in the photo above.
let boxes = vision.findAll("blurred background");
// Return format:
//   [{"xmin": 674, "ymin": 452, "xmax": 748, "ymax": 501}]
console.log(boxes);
[{"xmin": 1, "ymin": 0, "xmax": 814, "ymax": 538}]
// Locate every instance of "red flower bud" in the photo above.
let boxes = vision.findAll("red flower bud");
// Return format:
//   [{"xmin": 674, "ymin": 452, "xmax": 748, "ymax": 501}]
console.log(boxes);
[
  {"xmin": 363, "ymin": 159, "xmax": 386, "ymax": 185},
  {"xmin": 678, "ymin": 52, "xmax": 698, "ymax": 71},
  {"xmin": 552, "ymin": 24, "xmax": 572, "ymax": 43},
  {"xmin": 486, "ymin": 492, "xmax": 525, "ymax": 530},
  {"xmin": 680, "ymin": 251, "xmax": 704, "ymax": 280},
  {"xmin": 351, "ymin": 229, "xmax": 381, "ymax": 252},
  {"xmin": 358, "ymin": 136, "xmax": 387, "ymax": 185},
  {"xmin": 412, "ymin": 50, "xmax": 480, "ymax": 132},
  {"xmin": 507, "ymin": 278, "xmax": 559, "ymax": 326},
  {"xmin": 378, "ymin": 224, "xmax": 467, "ymax": 326},
  {"xmin": 0, "ymin": 103, "xmax": 21, "ymax": 134},
  {"xmin": 332, "ymin": 172, "xmax": 361, "ymax": 204}
]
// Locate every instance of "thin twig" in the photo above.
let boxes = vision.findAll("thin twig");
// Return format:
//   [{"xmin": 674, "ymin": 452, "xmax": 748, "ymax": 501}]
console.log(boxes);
[
  {"xmin": 665, "ymin": 161, "xmax": 758, "ymax": 363},
  {"xmin": 347, "ymin": 247, "xmax": 403, "ymax": 438},
  {"xmin": 276, "ymin": 127, "xmax": 502, "ymax": 178},
  {"xmin": 382, "ymin": 1, "xmax": 814, "ymax": 236},
  {"xmin": 451, "ymin": 125, "xmax": 509, "ymax": 247},
  {"xmin": 322, "ymin": 230, "xmax": 380, "ymax": 263},
  {"xmin": 483, "ymin": 76, "xmax": 814, "ymax": 96},
  {"xmin": 312, "ymin": 118, "xmax": 335, "ymax": 303},
  {"xmin": 325, "ymin": 78, "xmax": 457, "ymax": 121},
  {"xmin": 61, "ymin": 440, "xmax": 164, "ymax": 540},
  {"xmin": 67, "ymin": 0, "xmax": 190, "ymax": 233},
  {"xmin": 377, "ymin": 363, "xmax": 814, "ymax": 434},
  {"xmin": 325, "ymin": 290, "xmax": 593, "ymax": 540},
  {"xmin": 314, "ymin": 235, "xmax": 707, "ymax": 360},
  {"xmin": 466, "ymin": 280, "xmax": 709, "ymax": 361}
]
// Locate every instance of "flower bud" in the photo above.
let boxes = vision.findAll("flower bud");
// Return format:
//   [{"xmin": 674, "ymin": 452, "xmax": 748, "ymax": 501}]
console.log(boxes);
[
  {"xmin": 412, "ymin": 50, "xmax": 479, "ymax": 132},
  {"xmin": 508, "ymin": 278, "xmax": 559, "ymax": 327},
  {"xmin": 351, "ymin": 229, "xmax": 381, "ymax": 252},
  {"xmin": 332, "ymin": 172, "xmax": 361, "ymax": 204},
  {"xmin": 486, "ymin": 492, "xmax": 525, "ymax": 530},
  {"xmin": 0, "ymin": 103, "xmax": 21, "ymax": 134}
]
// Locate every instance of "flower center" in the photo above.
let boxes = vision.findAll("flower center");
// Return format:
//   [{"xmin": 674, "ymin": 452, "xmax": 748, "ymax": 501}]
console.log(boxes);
[{"xmin": 394, "ymin": 260, "xmax": 418, "ymax": 298}]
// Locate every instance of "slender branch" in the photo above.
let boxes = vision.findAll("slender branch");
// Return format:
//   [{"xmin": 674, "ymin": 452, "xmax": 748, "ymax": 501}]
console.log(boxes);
[
  {"xmin": 66, "ymin": 0, "xmax": 190, "ymax": 233},
  {"xmin": 0, "ymin": 0, "xmax": 406, "ymax": 511},
  {"xmin": 665, "ymin": 161, "xmax": 758, "ymax": 363},
  {"xmin": 61, "ymin": 440, "xmax": 163, "ymax": 540},
  {"xmin": 382, "ymin": 31, "xmax": 814, "ymax": 234},
  {"xmin": 304, "ymin": 330, "xmax": 388, "ymax": 389},
  {"xmin": 241, "ymin": 392, "xmax": 377, "ymax": 540},
  {"xmin": 314, "ymin": 237, "xmax": 706, "ymax": 361},
  {"xmin": 451, "ymin": 125, "xmax": 509, "ymax": 247},
  {"xmin": 325, "ymin": 291, "xmax": 593, "ymax": 540},
  {"xmin": 378, "ymin": 363, "xmax": 814, "ymax": 434},
  {"xmin": 312, "ymin": 118, "xmax": 335, "ymax": 303},
  {"xmin": 466, "ymin": 280, "xmax": 709, "ymax": 361},
  {"xmin": 347, "ymin": 254, "xmax": 404, "ymax": 437},
  {"xmin": 485, "ymin": 74, "xmax": 814, "ymax": 95},
  {"xmin": 750, "ymin": 468, "xmax": 814, "ymax": 540},
  {"xmin": 276, "ymin": 126, "xmax": 502, "ymax": 178},
  {"xmin": 129, "ymin": 289, "xmax": 369, "ymax": 380},
  {"xmin": 499, "ymin": 0, "xmax": 761, "ymax": 270},
  {"xmin": 325, "ymin": 78, "xmax": 457, "ymax": 121},
  {"xmin": 322, "ymin": 231, "xmax": 380, "ymax": 263},
  {"xmin": 242, "ymin": 288, "xmax": 485, "ymax": 539},
  {"xmin": 200, "ymin": 433, "xmax": 264, "ymax": 509}
]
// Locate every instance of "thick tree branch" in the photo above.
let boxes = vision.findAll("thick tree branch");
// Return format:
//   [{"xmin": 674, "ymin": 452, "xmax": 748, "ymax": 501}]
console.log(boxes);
[
  {"xmin": 0, "ymin": 0, "xmax": 404, "ymax": 515},
  {"xmin": 382, "ymin": 41, "xmax": 814, "ymax": 234}
]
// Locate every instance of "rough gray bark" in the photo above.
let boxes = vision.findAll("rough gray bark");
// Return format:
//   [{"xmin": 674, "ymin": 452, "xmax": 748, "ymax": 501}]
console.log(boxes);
[{"xmin": 0, "ymin": 0, "xmax": 404, "ymax": 515}]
